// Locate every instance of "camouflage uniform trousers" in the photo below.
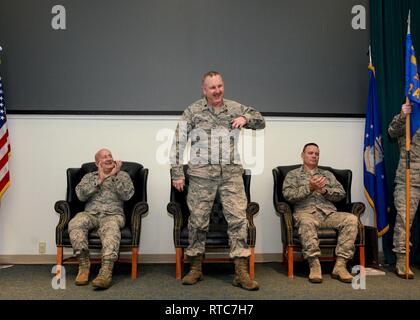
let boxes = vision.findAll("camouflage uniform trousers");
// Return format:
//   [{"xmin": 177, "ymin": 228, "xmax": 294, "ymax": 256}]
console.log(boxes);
[
  {"xmin": 186, "ymin": 175, "xmax": 250, "ymax": 258},
  {"xmin": 68, "ymin": 211, "xmax": 125, "ymax": 261},
  {"xmin": 393, "ymin": 183, "xmax": 420, "ymax": 253},
  {"xmin": 294, "ymin": 209, "xmax": 359, "ymax": 260}
]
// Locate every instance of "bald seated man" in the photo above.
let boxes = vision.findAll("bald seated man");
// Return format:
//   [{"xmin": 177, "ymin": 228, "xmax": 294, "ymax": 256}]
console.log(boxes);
[{"xmin": 68, "ymin": 148, "xmax": 134, "ymax": 290}]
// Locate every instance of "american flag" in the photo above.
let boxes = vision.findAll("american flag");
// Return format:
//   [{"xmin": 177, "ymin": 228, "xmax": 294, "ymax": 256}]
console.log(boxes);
[{"xmin": 0, "ymin": 72, "xmax": 11, "ymax": 198}]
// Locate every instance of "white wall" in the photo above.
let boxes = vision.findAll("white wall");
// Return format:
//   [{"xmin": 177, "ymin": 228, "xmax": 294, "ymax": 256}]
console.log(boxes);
[{"xmin": 0, "ymin": 115, "xmax": 375, "ymax": 257}]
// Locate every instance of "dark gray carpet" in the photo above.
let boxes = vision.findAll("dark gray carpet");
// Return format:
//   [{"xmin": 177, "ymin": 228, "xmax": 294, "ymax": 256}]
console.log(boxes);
[{"xmin": 0, "ymin": 262, "xmax": 419, "ymax": 300}]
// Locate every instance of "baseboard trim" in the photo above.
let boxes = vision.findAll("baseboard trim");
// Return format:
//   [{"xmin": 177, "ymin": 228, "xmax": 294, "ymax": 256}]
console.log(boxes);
[
  {"xmin": 0, "ymin": 253, "xmax": 283, "ymax": 264},
  {"xmin": 0, "ymin": 255, "xmax": 58, "ymax": 264},
  {"xmin": 0, "ymin": 252, "xmax": 386, "ymax": 265}
]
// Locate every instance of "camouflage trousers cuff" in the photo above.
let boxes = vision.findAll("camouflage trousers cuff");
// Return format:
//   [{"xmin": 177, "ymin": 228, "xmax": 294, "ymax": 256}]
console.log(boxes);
[
  {"xmin": 102, "ymin": 253, "xmax": 119, "ymax": 262},
  {"xmin": 74, "ymin": 248, "xmax": 89, "ymax": 257},
  {"xmin": 229, "ymin": 248, "xmax": 251, "ymax": 259}
]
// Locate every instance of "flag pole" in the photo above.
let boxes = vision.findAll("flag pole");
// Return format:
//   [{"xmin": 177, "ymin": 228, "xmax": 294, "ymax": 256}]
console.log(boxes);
[
  {"xmin": 404, "ymin": 10, "xmax": 411, "ymax": 280},
  {"xmin": 405, "ymin": 98, "xmax": 411, "ymax": 280}
]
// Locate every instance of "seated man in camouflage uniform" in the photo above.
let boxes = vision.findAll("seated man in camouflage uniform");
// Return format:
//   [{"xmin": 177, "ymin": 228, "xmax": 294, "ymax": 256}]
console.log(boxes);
[
  {"xmin": 388, "ymin": 102, "xmax": 420, "ymax": 279},
  {"xmin": 68, "ymin": 148, "xmax": 134, "ymax": 289},
  {"xmin": 282, "ymin": 143, "xmax": 358, "ymax": 283}
]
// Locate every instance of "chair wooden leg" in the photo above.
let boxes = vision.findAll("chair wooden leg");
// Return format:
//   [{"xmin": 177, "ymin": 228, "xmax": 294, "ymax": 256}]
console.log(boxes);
[
  {"xmin": 249, "ymin": 247, "xmax": 255, "ymax": 280},
  {"xmin": 287, "ymin": 245, "xmax": 294, "ymax": 278},
  {"xmin": 56, "ymin": 246, "xmax": 63, "ymax": 278},
  {"xmin": 181, "ymin": 248, "xmax": 184, "ymax": 276},
  {"xmin": 57, "ymin": 246, "xmax": 63, "ymax": 266},
  {"xmin": 176, "ymin": 248, "xmax": 183, "ymax": 280},
  {"xmin": 131, "ymin": 247, "xmax": 138, "ymax": 280},
  {"xmin": 359, "ymin": 245, "xmax": 365, "ymax": 267}
]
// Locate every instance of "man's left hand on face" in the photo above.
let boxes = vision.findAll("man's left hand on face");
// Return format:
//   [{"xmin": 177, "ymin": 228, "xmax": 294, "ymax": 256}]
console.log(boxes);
[
  {"xmin": 110, "ymin": 160, "xmax": 122, "ymax": 176},
  {"xmin": 231, "ymin": 116, "xmax": 247, "ymax": 129}
]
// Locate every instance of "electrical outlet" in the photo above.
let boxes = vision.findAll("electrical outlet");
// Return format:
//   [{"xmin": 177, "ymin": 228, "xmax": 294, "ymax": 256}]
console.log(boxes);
[{"xmin": 39, "ymin": 241, "xmax": 46, "ymax": 254}]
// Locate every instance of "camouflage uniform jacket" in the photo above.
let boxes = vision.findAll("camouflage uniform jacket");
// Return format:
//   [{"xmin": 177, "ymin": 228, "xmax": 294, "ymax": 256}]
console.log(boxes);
[
  {"xmin": 75, "ymin": 170, "xmax": 135, "ymax": 215},
  {"xmin": 388, "ymin": 113, "xmax": 420, "ymax": 186},
  {"xmin": 282, "ymin": 166, "xmax": 346, "ymax": 215},
  {"xmin": 170, "ymin": 98, "xmax": 265, "ymax": 180}
]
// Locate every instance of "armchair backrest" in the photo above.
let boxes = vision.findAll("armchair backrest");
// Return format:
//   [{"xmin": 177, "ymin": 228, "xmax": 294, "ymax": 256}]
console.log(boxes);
[
  {"xmin": 66, "ymin": 162, "xmax": 148, "ymax": 223},
  {"xmin": 273, "ymin": 165, "xmax": 352, "ymax": 210},
  {"xmin": 170, "ymin": 165, "xmax": 251, "ymax": 228}
]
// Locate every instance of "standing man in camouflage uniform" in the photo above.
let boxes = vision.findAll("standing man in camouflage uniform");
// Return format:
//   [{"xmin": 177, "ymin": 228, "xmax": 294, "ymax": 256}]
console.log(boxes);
[
  {"xmin": 388, "ymin": 102, "xmax": 420, "ymax": 279},
  {"xmin": 68, "ymin": 148, "xmax": 134, "ymax": 289},
  {"xmin": 282, "ymin": 143, "xmax": 359, "ymax": 283},
  {"xmin": 170, "ymin": 71, "xmax": 265, "ymax": 290}
]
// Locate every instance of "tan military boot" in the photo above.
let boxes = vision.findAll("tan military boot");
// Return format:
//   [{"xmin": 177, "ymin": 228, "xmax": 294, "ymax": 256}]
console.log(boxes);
[
  {"xmin": 395, "ymin": 253, "xmax": 414, "ymax": 279},
  {"xmin": 332, "ymin": 257, "xmax": 353, "ymax": 283},
  {"xmin": 308, "ymin": 257, "xmax": 322, "ymax": 283},
  {"xmin": 92, "ymin": 259, "xmax": 114, "ymax": 289},
  {"xmin": 75, "ymin": 251, "xmax": 90, "ymax": 286},
  {"xmin": 182, "ymin": 255, "xmax": 203, "ymax": 285},
  {"xmin": 232, "ymin": 257, "xmax": 259, "ymax": 291}
]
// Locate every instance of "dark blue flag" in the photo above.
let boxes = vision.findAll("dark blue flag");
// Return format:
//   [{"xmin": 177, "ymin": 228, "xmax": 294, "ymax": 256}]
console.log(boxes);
[
  {"xmin": 405, "ymin": 33, "xmax": 420, "ymax": 138},
  {"xmin": 363, "ymin": 64, "xmax": 389, "ymax": 237}
]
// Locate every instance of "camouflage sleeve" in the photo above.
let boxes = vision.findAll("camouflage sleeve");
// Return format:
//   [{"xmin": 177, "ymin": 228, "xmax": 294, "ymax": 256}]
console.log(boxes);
[
  {"xmin": 112, "ymin": 171, "xmax": 135, "ymax": 201},
  {"xmin": 323, "ymin": 171, "xmax": 346, "ymax": 202},
  {"xmin": 170, "ymin": 107, "xmax": 193, "ymax": 180},
  {"xmin": 282, "ymin": 171, "xmax": 311, "ymax": 204},
  {"xmin": 240, "ymin": 104, "xmax": 266, "ymax": 130},
  {"xmin": 388, "ymin": 113, "xmax": 406, "ymax": 138},
  {"xmin": 75, "ymin": 172, "xmax": 99, "ymax": 202}
]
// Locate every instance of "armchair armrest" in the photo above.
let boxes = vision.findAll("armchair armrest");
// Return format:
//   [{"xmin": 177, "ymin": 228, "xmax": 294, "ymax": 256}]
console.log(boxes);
[
  {"xmin": 337, "ymin": 202, "xmax": 365, "ymax": 245},
  {"xmin": 167, "ymin": 201, "xmax": 184, "ymax": 246},
  {"xmin": 130, "ymin": 201, "xmax": 149, "ymax": 246},
  {"xmin": 245, "ymin": 202, "xmax": 259, "ymax": 247},
  {"xmin": 246, "ymin": 201, "xmax": 259, "ymax": 217},
  {"xmin": 246, "ymin": 201, "xmax": 259, "ymax": 227},
  {"xmin": 338, "ymin": 202, "xmax": 366, "ymax": 219},
  {"xmin": 273, "ymin": 200, "xmax": 295, "ymax": 246},
  {"xmin": 54, "ymin": 200, "xmax": 72, "ymax": 246},
  {"xmin": 132, "ymin": 201, "xmax": 149, "ymax": 218},
  {"xmin": 167, "ymin": 201, "xmax": 180, "ymax": 216},
  {"xmin": 55, "ymin": 200, "xmax": 72, "ymax": 228},
  {"xmin": 167, "ymin": 202, "xmax": 183, "ymax": 228}
]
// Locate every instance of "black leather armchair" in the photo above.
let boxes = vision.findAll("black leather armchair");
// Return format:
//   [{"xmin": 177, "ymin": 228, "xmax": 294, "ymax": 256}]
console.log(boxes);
[
  {"xmin": 272, "ymin": 165, "xmax": 365, "ymax": 278},
  {"xmin": 167, "ymin": 165, "xmax": 259, "ymax": 280},
  {"xmin": 54, "ymin": 162, "xmax": 148, "ymax": 280}
]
